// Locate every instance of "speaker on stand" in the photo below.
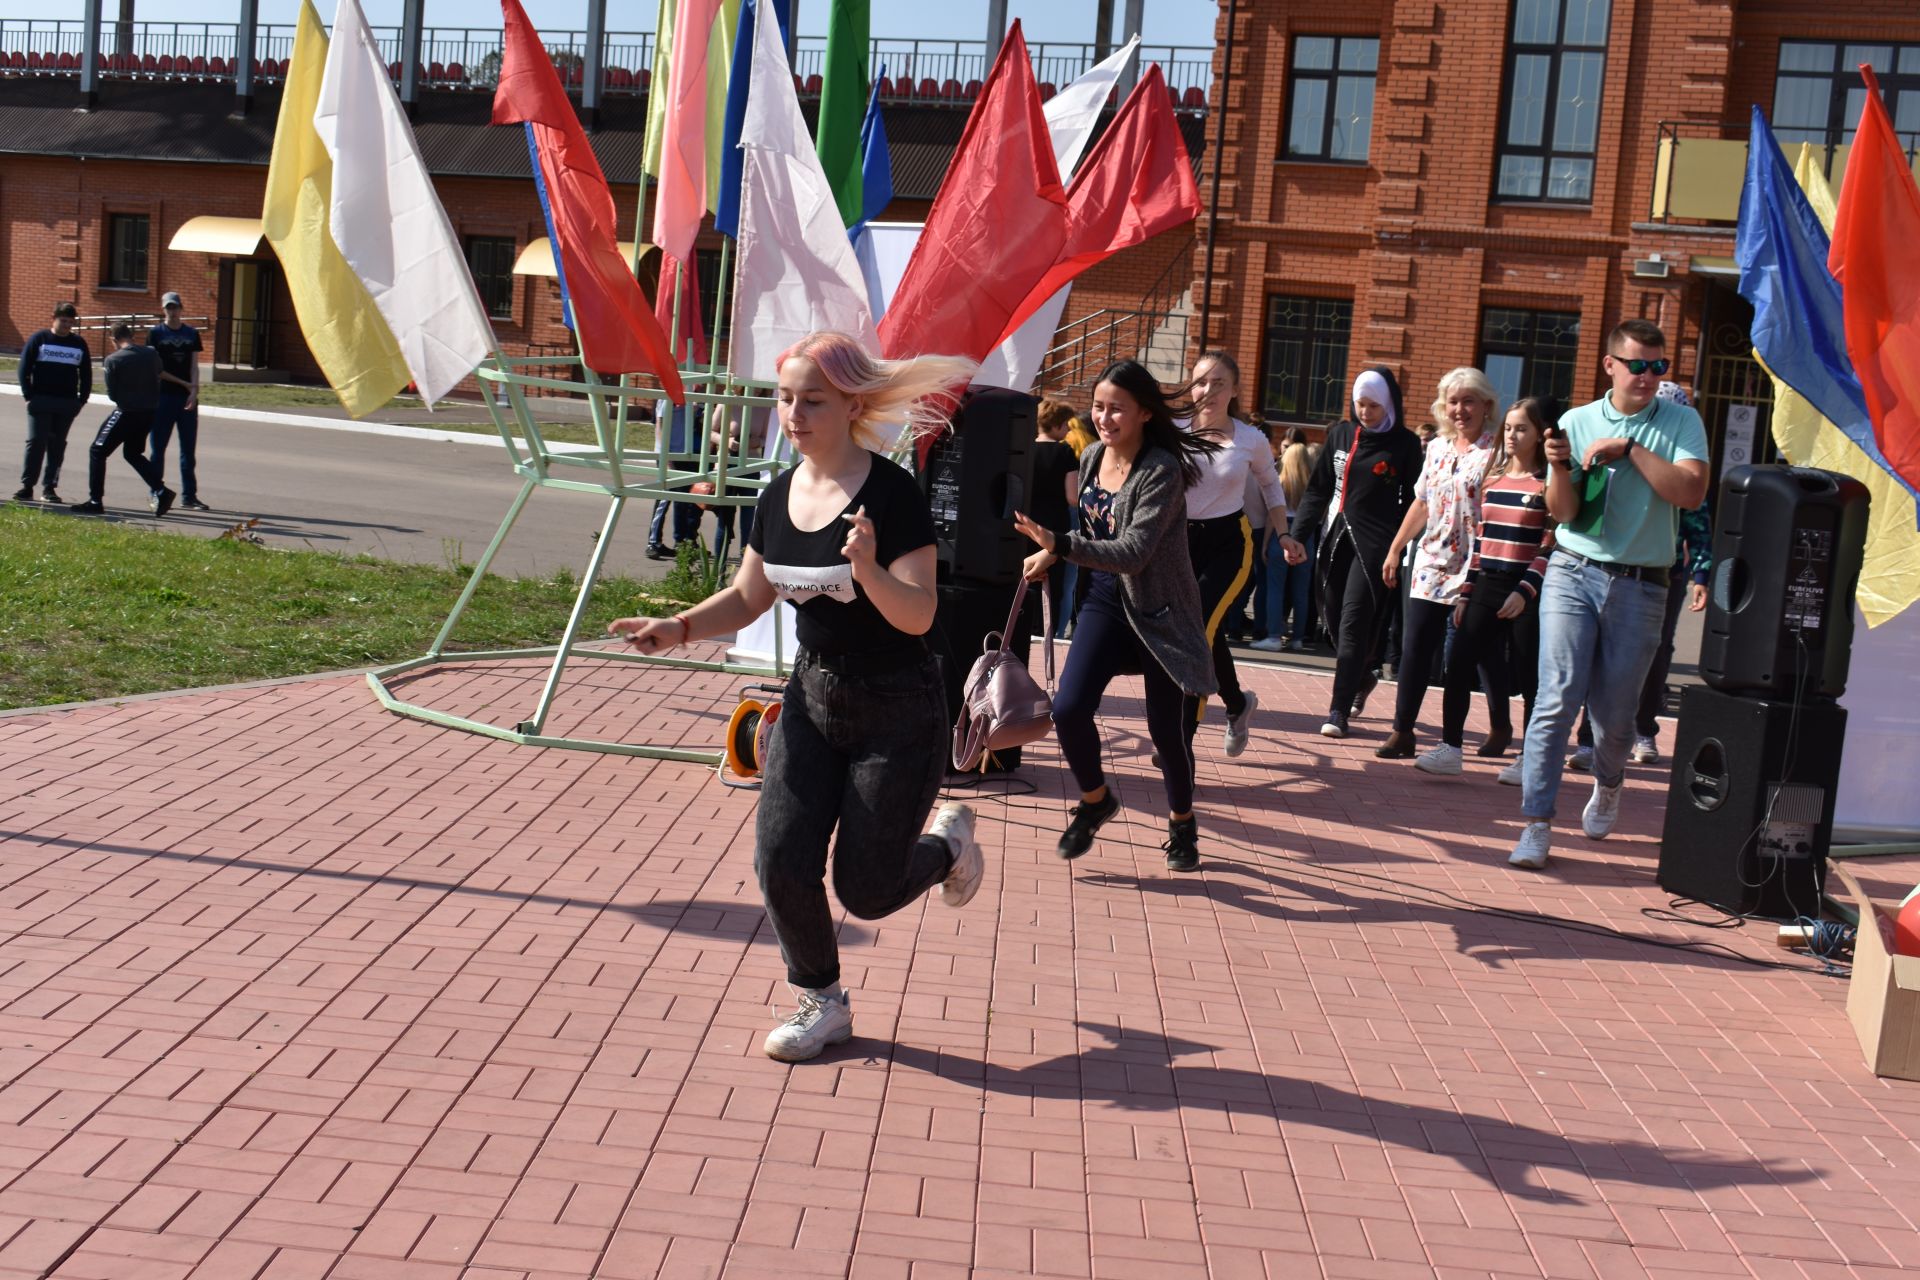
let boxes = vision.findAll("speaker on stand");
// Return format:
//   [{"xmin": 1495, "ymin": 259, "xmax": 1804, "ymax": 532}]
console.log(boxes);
[{"xmin": 1658, "ymin": 464, "xmax": 1869, "ymax": 918}]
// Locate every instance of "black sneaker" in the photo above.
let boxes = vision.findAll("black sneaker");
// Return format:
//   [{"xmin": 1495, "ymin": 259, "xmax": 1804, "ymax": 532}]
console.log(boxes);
[
  {"xmin": 1351, "ymin": 671, "xmax": 1379, "ymax": 718},
  {"xmin": 9, "ymin": 488, "xmax": 30, "ymax": 503},
  {"xmin": 180, "ymin": 497, "xmax": 210, "ymax": 512},
  {"xmin": 68, "ymin": 500, "xmax": 105, "ymax": 514},
  {"xmin": 152, "ymin": 488, "xmax": 177, "ymax": 518},
  {"xmin": 1164, "ymin": 816, "xmax": 1201, "ymax": 872},
  {"xmin": 1319, "ymin": 712, "xmax": 1350, "ymax": 739},
  {"xmin": 1057, "ymin": 790, "xmax": 1120, "ymax": 860},
  {"xmin": 646, "ymin": 543, "xmax": 674, "ymax": 561},
  {"xmin": 41, "ymin": 489, "xmax": 61, "ymax": 504}
]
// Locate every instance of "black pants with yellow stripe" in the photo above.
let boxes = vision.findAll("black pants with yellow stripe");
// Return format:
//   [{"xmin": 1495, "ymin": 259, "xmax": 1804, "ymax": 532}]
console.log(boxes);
[{"xmin": 1186, "ymin": 513, "xmax": 1253, "ymax": 735}]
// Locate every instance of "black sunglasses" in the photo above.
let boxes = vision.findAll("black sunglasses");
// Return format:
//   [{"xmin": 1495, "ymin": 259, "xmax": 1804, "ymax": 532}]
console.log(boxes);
[{"xmin": 1608, "ymin": 355, "xmax": 1670, "ymax": 376}]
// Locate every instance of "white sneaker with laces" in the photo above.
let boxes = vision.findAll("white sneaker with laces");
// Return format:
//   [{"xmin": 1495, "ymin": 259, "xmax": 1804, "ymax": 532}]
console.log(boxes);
[
  {"xmin": 1509, "ymin": 821, "xmax": 1552, "ymax": 869},
  {"xmin": 1630, "ymin": 736, "xmax": 1659, "ymax": 765},
  {"xmin": 1582, "ymin": 782, "xmax": 1623, "ymax": 839},
  {"xmin": 763, "ymin": 987, "xmax": 853, "ymax": 1062},
  {"xmin": 1224, "ymin": 690, "xmax": 1258, "ymax": 757},
  {"xmin": 929, "ymin": 803, "xmax": 983, "ymax": 908},
  {"xmin": 1414, "ymin": 743, "xmax": 1463, "ymax": 776},
  {"xmin": 1568, "ymin": 745, "xmax": 1593, "ymax": 772},
  {"xmin": 1497, "ymin": 755, "xmax": 1525, "ymax": 786}
]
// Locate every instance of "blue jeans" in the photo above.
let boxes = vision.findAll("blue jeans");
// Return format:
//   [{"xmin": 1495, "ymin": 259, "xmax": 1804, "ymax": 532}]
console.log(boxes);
[
  {"xmin": 148, "ymin": 391, "xmax": 198, "ymax": 501},
  {"xmin": 1521, "ymin": 557, "xmax": 1669, "ymax": 820},
  {"xmin": 1267, "ymin": 525, "xmax": 1317, "ymax": 641}
]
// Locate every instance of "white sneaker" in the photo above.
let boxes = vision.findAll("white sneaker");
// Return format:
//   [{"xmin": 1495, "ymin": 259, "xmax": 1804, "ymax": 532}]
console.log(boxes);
[
  {"xmin": 1414, "ymin": 743, "xmax": 1463, "ymax": 776},
  {"xmin": 763, "ymin": 987, "xmax": 853, "ymax": 1062},
  {"xmin": 1497, "ymin": 755, "xmax": 1525, "ymax": 786},
  {"xmin": 929, "ymin": 803, "xmax": 983, "ymax": 908},
  {"xmin": 1224, "ymin": 690, "xmax": 1258, "ymax": 757},
  {"xmin": 1582, "ymin": 782, "xmax": 1623, "ymax": 840},
  {"xmin": 1509, "ymin": 821, "xmax": 1552, "ymax": 869},
  {"xmin": 1630, "ymin": 736, "xmax": 1659, "ymax": 765},
  {"xmin": 1249, "ymin": 636, "xmax": 1285, "ymax": 652},
  {"xmin": 1568, "ymin": 745, "xmax": 1593, "ymax": 772}
]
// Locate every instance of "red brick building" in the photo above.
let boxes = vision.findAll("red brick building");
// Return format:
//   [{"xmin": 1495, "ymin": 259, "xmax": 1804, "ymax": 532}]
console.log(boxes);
[
  {"xmin": 0, "ymin": 34, "xmax": 1208, "ymax": 402},
  {"xmin": 1191, "ymin": 0, "xmax": 1920, "ymax": 477}
]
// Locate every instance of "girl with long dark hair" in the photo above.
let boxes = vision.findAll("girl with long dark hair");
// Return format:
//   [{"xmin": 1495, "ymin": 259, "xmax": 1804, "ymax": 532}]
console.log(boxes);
[
  {"xmin": 1182, "ymin": 350, "xmax": 1289, "ymax": 757},
  {"xmin": 1279, "ymin": 367, "xmax": 1422, "ymax": 738},
  {"xmin": 1014, "ymin": 360, "xmax": 1222, "ymax": 872},
  {"xmin": 609, "ymin": 332, "xmax": 982, "ymax": 1064},
  {"xmin": 1416, "ymin": 397, "xmax": 1557, "ymax": 777}
]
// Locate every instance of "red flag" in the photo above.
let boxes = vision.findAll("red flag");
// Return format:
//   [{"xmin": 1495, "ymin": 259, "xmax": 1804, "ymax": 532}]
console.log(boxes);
[
  {"xmin": 878, "ymin": 21, "xmax": 1067, "ymax": 363},
  {"xmin": 493, "ymin": 0, "xmax": 683, "ymax": 401},
  {"xmin": 995, "ymin": 64, "xmax": 1202, "ymax": 346},
  {"xmin": 1829, "ymin": 65, "xmax": 1920, "ymax": 492},
  {"xmin": 653, "ymin": 251, "xmax": 711, "ymax": 368}
]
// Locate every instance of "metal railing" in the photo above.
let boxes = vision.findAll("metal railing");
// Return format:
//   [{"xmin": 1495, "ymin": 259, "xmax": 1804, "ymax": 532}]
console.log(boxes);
[
  {"xmin": 1035, "ymin": 231, "xmax": 1198, "ymax": 398},
  {"xmin": 0, "ymin": 18, "xmax": 1212, "ymax": 103}
]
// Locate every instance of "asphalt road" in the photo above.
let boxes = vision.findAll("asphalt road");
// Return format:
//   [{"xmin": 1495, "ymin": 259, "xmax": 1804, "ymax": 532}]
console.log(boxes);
[{"xmin": 1, "ymin": 395, "xmax": 682, "ymax": 581}]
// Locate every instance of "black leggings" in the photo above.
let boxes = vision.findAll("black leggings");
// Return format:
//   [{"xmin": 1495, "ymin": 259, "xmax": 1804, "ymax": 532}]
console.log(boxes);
[
  {"xmin": 1322, "ymin": 536, "xmax": 1389, "ymax": 718},
  {"xmin": 1186, "ymin": 514, "xmax": 1252, "ymax": 724},
  {"xmin": 1391, "ymin": 598, "xmax": 1453, "ymax": 733},
  {"xmin": 1053, "ymin": 600, "xmax": 1197, "ymax": 814},
  {"xmin": 1441, "ymin": 572, "xmax": 1538, "ymax": 748}
]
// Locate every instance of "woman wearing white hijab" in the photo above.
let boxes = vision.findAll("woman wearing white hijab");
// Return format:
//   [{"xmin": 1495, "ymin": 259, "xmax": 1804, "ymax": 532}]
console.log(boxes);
[{"xmin": 1279, "ymin": 367, "xmax": 1424, "ymax": 738}]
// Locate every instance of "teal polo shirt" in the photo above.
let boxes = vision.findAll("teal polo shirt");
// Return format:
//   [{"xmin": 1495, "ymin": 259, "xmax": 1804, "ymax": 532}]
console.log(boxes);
[{"xmin": 1554, "ymin": 394, "xmax": 1709, "ymax": 569}]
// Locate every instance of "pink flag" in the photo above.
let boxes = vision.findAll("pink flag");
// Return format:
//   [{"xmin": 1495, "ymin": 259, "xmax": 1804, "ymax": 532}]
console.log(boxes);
[{"xmin": 652, "ymin": 0, "xmax": 722, "ymax": 263}]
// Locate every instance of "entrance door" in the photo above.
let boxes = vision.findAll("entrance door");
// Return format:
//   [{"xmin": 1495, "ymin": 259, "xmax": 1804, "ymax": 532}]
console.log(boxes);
[{"xmin": 216, "ymin": 258, "xmax": 276, "ymax": 368}]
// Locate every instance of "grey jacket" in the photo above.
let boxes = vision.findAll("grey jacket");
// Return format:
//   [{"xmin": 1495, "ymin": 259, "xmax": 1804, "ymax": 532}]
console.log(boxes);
[{"xmin": 1058, "ymin": 441, "xmax": 1218, "ymax": 697}]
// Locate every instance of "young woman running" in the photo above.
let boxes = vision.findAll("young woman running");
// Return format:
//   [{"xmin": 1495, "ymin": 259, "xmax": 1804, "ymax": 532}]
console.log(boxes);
[
  {"xmin": 1376, "ymin": 368, "xmax": 1499, "ymax": 758},
  {"xmin": 609, "ymin": 332, "xmax": 980, "ymax": 1064},
  {"xmin": 1416, "ymin": 397, "xmax": 1556, "ymax": 778},
  {"xmin": 1183, "ymin": 350, "xmax": 1288, "ymax": 757},
  {"xmin": 1013, "ymin": 360, "xmax": 1221, "ymax": 872},
  {"xmin": 1279, "ymin": 368, "xmax": 1422, "ymax": 739}
]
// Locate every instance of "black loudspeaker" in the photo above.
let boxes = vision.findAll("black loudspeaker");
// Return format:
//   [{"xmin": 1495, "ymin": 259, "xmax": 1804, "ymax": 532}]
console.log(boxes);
[
  {"xmin": 932, "ymin": 580, "xmax": 1040, "ymax": 772},
  {"xmin": 1701, "ymin": 465, "xmax": 1870, "ymax": 700},
  {"xmin": 1657, "ymin": 684, "xmax": 1845, "ymax": 918},
  {"xmin": 921, "ymin": 387, "xmax": 1039, "ymax": 586}
]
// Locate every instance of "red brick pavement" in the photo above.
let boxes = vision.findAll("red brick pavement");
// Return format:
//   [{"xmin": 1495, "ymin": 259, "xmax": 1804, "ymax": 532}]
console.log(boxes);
[{"xmin": 0, "ymin": 648, "xmax": 1916, "ymax": 1280}]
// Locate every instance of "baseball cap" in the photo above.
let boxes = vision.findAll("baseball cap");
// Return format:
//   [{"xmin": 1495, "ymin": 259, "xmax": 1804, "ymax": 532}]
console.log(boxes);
[
  {"xmin": 51, "ymin": 301, "xmax": 77, "ymax": 317},
  {"xmin": 161, "ymin": 291, "xmax": 183, "ymax": 308}
]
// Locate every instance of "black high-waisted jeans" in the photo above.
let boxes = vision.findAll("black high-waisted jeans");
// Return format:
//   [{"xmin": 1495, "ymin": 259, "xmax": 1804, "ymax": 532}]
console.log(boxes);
[{"xmin": 755, "ymin": 649, "xmax": 953, "ymax": 990}]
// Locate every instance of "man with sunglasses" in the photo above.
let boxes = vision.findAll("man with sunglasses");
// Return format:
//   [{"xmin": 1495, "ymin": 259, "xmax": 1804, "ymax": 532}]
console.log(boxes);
[{"xmin": 1509, "ymin": 320, "xmax": 1709, "ymax": 870}]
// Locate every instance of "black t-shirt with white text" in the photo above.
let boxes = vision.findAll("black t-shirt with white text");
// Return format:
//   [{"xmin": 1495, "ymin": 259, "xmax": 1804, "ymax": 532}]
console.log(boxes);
[
  {"xmin": 749, "ymin": 453, "xmax": 937, "ymax": 659},
  {"xmin": 147, "ymin": 323, "xmax": 203, "ymax": 388}
]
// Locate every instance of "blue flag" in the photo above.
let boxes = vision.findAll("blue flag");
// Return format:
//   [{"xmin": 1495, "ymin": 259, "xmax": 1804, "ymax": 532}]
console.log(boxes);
[
  {"xmin": 713, "ymin": 0, "xmax": 792, "ymax": 238},
  {"xmin": 850, "ymin": 67, "xmax": 893, "ymax": 238},
  {"xmin": 1734, "ymin": 104, "xmax": 1918, "ymax": 502}
]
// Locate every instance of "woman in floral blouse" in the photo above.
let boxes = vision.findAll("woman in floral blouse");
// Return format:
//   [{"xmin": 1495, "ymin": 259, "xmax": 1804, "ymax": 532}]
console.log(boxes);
[{"xmin": 1375, "ymin": 367, "xmax": 1500, "ymax": 759}]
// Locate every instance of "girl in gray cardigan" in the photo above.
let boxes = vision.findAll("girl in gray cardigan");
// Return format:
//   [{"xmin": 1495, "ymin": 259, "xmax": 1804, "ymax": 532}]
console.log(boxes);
[{"xmin": 1014, "ymin": 361, "xmax": 1221, "ymax": 872}]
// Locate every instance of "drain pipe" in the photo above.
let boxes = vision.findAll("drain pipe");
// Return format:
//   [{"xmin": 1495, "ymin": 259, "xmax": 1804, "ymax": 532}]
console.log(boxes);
[{"xmin": 1196, "ymin": 0, "xmax": 1238, "ymax": 349}]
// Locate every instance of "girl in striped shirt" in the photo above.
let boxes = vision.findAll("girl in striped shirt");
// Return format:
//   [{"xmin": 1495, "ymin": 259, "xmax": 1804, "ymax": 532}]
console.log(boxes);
[{"xmin": 1415, "ymin": 397, "xmax": 1556, "ymax": 777}]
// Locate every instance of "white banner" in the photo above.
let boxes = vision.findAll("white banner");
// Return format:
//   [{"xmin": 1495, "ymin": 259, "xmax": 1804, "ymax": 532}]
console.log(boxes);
[{"xmin": 1836, "ymin": 602, "xmax": 1920, "ymax": 838}]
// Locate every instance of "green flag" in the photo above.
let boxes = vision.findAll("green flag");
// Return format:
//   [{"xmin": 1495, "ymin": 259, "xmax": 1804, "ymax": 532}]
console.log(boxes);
[{"xmin": 815, "ymin": 0, "xmax": 869, "ymax": 226}]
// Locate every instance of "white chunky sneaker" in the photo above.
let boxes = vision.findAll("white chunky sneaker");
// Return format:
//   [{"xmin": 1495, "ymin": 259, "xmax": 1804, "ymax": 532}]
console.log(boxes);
[
  {"xmin": 1414, "ymin": 743, "xmax": 1463, "ymax": 776},
  {"xmin": 763, "ymin": 987, "xmax": 853, "ymax": 1062},
  {"xmin": 1582, "ymin": 782, "xmax": 1623, "ymax": 840},
  {"xmin": 930, "ymin": 803, "xmax": 983, "ymax": 908},
  {"xmin": 1630, "ymin": 736, "xmax": 1659, "ymax": 765},
  {"xmin": 1224, "ymin": 690, "xmax": 1259, "ymax": 758},
  {"xmin": 1497, "ymin": 755, "xmax": 1526, "ymax": 787},
  {"xmin": 1509, "ymin": 821, "xmax": 1552, "ymax": 869}
]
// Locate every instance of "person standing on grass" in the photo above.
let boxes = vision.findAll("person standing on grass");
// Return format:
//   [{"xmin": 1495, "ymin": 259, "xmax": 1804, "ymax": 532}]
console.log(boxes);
[
  {"xmin": 1013, "ymin": 360, "xmax": 1221, "ymax": 873},
  {"xmin": 1376, "ymin": 368, "xmax": 1500, "ymax": 760},
  {"xmin": 147, "ymin": 292, "xmax": 210, "ymax": 512},
  {"xmin": 70, "ymin": 324, "xmax": 172, "ymax": 517},
  {"xmin": 1509, "ymin": 320, "xmax": 1708, "ymax": 871},
  {"xmin": 1278, "ymin": 367, "xmax": 1421, "ymax": 740},
  {"xmin": 608, "ymin": 332, "xmax": 981, "ymax": 1065},
  {"xmin": 13, "ymin": 301, "xmax": 91, "ymax": 506},
  {"xmin": 1180, "ymin": 350, "xmax": 1287, "ymax": 759},
  {"xmin": 1414, "ymin": 396, "xmax": 1556, "ymax": 780}
]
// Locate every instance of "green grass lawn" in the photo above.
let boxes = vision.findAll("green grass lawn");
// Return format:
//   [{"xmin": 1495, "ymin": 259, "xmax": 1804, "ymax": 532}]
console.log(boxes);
[{"xmin": 0, "ymin": 505, "xmax": 696, "ymax": 710}]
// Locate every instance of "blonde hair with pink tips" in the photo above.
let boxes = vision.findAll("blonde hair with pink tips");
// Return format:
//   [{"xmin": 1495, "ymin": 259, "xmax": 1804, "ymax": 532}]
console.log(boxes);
[{"xmin": 775, "ymin": 331, "xmax": 977, "ymax": 452}]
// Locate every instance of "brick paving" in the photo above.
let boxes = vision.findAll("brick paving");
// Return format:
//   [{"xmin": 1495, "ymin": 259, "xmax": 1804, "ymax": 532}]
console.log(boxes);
[{"xmin": 0, "ymin": 648, "xmax": 1916, "ymax": 1280}]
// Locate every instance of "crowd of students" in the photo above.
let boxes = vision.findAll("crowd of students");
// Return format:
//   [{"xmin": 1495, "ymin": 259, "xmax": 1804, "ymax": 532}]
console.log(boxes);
[{"xmin": 608, "ymin": 320, "xmax": 1710, "ymax": 1064}]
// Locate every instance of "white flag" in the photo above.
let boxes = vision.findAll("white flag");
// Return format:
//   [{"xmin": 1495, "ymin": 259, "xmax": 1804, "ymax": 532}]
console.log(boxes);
[
  {"xmin": 729, "ymin": 0, "xmax": 877, "ymax": 381},
  {"xmin": 314, "ymin": 0, "xmax": 493, "ymax": 405},
  {"xmin": 974, "ymin": 37, "xmax": 1142, "ymax": 393}
]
